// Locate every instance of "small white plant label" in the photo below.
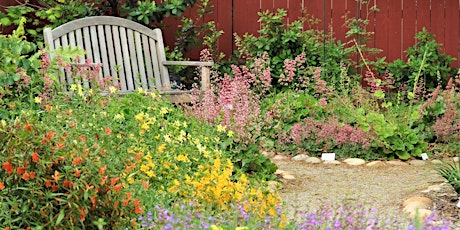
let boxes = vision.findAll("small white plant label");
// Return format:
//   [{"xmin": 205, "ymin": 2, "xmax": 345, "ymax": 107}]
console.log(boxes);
[
  {"xmin": 457, "ymin": 200, "xmax": 460, "ymax": 208},
  {"xmin": 321, "ymin": 153, "xmax": 335, "ymax": 161},
  {"xmin": 421, "ymin": 153, "xmax": 429, "ymax": 161}
]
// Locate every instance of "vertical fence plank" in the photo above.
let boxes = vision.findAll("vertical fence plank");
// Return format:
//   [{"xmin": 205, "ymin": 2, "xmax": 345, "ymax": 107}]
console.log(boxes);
[
  {"xmin": 443, "ymin": 0, "xmax": 459, "ymax": 66},
  {"xmin": 374, "ymin": 0, "xmax": 390, "ymax": 60},
  {"xmin": 304, "ymin": 0, "xmax": 324, "ymax": 30},
  {"xmin": 416, "ymin": 0, "xmax": 431, "ymax": 33},
  {"xmin": 216, "ymin": 0, "xmax": 234, "ymax": 57},
  {"xmin": 331, "ymin": 0, "xmax": 347, "ymax": 42},
  {"xmin": 402, "ymin": 0, "xmax": 417, "ymax": 60},
  {"xmin": 387, "ymin": 0, "xmax": 403, "ymax": 61},
  {"xmin": 233, "ymin": 0, "xmax": 260, "ymax": 36},
  {"xmin": 288, "ymin": 0, "xmax": 304, "ymax": 24},
  {"xmin": 431, "ymin": 0, "xmax": 446, "ymax": 49}
]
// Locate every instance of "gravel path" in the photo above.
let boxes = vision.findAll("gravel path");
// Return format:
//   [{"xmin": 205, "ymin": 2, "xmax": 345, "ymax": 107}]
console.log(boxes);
[{"xmin": 274, "ymin": 160, "xmax": 451, "ymax": 224}]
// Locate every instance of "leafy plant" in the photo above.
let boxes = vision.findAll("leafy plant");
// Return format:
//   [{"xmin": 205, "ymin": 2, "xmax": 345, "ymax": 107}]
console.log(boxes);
[
  {"xmin": 0, "ymin": 0, "xmax": 98, "ymax": 42},
  {"xmin": 435, "ymin": 158, "xmax": 460, "ymax": 195},
  {"xmin": 234, "ymin": 9, "xmax": 348, "ymax": 91},
  {"xmin": 388, "ymin": 28, "xmax": 457, "ymax": 91}
]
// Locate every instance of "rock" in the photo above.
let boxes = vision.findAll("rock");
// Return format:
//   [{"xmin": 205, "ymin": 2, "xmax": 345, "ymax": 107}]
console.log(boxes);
[
  {"xmin": 305, "ymin": 157, "xmax": 322, "ymax": 164},
  {"xmin": 275, "ymin": 169, "xmax": 288, "ymax": 175},
  {"xmin": 427, "ymin": 184, "xmax": 443, "ymax": 192},
  {"xmin": 403, "ymin": 197, "xmax": 433, "ymax": 208},
  {"xmin": 267, "ymin": 181, "xmax": 282, "ymax": 192},
  {"xmin": 344, "ymin": 158, "xmax": 366, "ymax": 166},
  {"xmin": 431, "ymin": 159, "xmax": 443, "ymax": 165},
  {"xmin": 292, "ymin": 154, "xmax": 309, "ymax": 161},
  {"xmin": 408, "ymin": 160, "xmax": 426, "ymax": 166},
  {"xmin": 366, "ymin": 161, "xmax": 386, "ymax": 167},
  {"xmin": 386, "ymin": 160, "xmax": 409, "ymax": 166},
  {"xmin": 403, "ymin": 201, "xmax": 432, "ymax": 213},
  {"xmin": 323, "ymin": 160, "xmax": 341, "ymax": 165},
  {"xmin": 272, "ymin": 155, "xmax": 289, "ymax": 161},
  {"xmin": 262, "ymin": 151, "xmax": 276, "ymax": 158},
  {"xmin": 409, "ymin": 209, "xmax": 432, "ymax": 220},
  {"xmin": 283, "ymin": 174, "xmax": 296, "ymax": 180},
  {"xmin": 454, "ymin": 157, "xmax": 459, "ymax": 162}
]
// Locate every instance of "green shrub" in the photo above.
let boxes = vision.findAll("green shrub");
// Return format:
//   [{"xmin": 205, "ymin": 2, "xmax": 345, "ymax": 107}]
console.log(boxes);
[{"xmin": 387, "ymin": 28, "xmax": 457, "ymax": 91}]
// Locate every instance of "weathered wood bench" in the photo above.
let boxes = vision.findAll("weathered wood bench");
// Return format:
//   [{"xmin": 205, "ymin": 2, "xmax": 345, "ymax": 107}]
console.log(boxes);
[{"xmin": 43, "ymin": 16, "xmax": 213, "ymax": 103}]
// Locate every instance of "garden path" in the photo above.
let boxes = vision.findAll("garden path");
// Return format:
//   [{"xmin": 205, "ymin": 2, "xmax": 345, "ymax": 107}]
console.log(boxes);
[{"xmin": 273, "ymin": 157, "xmax": 459, "ymax": 225}]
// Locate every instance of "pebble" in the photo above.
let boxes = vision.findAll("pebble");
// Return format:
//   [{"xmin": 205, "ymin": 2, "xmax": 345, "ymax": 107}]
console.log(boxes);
[
  {"xmin": 344, "ymin": 158, "xmax": 366, "ymax": 166},
  {"xmin": 366, "ymin": 161, "xmax": 385, "ymax": 167},
  {"xmin": 386, "ymin": 160, "xmax": 409, "ymax": 166},
  {"xmin": 323, "ymin": 160, "xmax": 341, "ymax": 165},
  {"xmin": 282, "ymin": 174, "xmax": 296, "ymax": 180},
  {"xmin": 267, "ymin": 181, "xmax": 282, "ymax": 192},
  {"xmin": 305, "ymin": 157, "xmax": 322, "ymax": 164},
  {"xmin": 408, "ymin": 160, "xmax": 426, "ymax": 166},
  {"xmin": 272, "ymin": 155, "xmax": 289, "ymax": 161},
  {"xmin": 403, "ymin": 197, "xmax": 433, "ymax": 208},
  {"xmin": 409, "ymin": 209, "xmax": 432, "ymax": 220},
  {"xmin": 292, "ymin": 154, "xmax": 309, "ymax": 161}
]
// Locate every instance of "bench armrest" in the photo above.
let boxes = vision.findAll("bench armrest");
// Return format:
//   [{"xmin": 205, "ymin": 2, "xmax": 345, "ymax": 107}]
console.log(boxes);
[{"xmin": 162, "ymin": 61, "xmax": 214, "ymax": 91}]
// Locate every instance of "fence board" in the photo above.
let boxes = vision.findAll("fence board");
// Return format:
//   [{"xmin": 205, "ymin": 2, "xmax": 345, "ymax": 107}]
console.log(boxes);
[
  {"xmin": 375, "ymin": 0, "xmax": 390, "ymax": 60},
  {"xmin": 233, "ymin": 0, "xmax": 260, "ymax": 37},
  {"xmin": 387, "ymin": 0, "xmax": 403, "ymax": 61},
  {"xmin": 216, "ymin": 0, "xmax": 233, "ymax": 56},
  {"xmin": 444, "ymin": 0, "xmax": 459, "ymax": 66},
  {"xmin": 304, "ymin": 0, "xmax": 323, "ymax": 30},
  {"xmin": 431, "ymin": 0, "xmax": 446, "ymax": 49},
  {"xmin": 331, "ymin": 0, "xmax": 347, "ymax": 41},
  {"xmin": 402, "ymin": 0, "xmax": 417, "ymax": 58}
]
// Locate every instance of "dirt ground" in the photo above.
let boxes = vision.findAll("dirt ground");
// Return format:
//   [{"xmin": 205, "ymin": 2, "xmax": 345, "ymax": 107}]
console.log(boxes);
[{"xmin": 274, "ymin": 160, "xmax": 459, "ymax": 226}]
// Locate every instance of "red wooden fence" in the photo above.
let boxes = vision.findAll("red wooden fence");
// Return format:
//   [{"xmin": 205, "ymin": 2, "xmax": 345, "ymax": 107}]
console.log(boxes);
[
  {"xmin": 2, "ymin": 0, "xmax": 460, "ymax": 66},
  {"xmin": 163, "ymin": 0, "xmax": 460, "ymax": 66}
]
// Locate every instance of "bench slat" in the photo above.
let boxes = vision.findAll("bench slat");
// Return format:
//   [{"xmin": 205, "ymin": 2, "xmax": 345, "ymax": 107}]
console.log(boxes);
[
  {"xmin": 120, "ymin": 27, "xmax": 134, "ymax": 91},
  {"xmin": 112, "ymin": 26, "xmax": 126, "ymax": 91},
  {"xmin": 134, "ymin": 32, "xmax": 148, "ymax": 89},
  {"xmin": 142, "ymin": 35, "xmax": 155, "ymax": 90},
  {"xmin": 127, "ymin": 29, "xmax": 139, "ymax": 90}
]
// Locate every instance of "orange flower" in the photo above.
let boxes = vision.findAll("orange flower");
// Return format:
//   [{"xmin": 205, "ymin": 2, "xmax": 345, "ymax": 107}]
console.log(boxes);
[
  {"xmin": 66, "ymin": 109, "xmax": 73, "ymax": 116},
  {"xmin": 51, "ymin": 185, "xmax": 58, "ymax": 192},
  {"xmin": 46, "ymin": 131, "xmax": 55, "ymax": 141},
  {"xmin": 100, "ymin": 176, "xmax": 108, "ymax": 185},
  {"xmin": 135, "ymin": 206, "xmax": 142, "ymax": 214},
  {"xmin": 29, "ymin": 172, "xmax": 36, "ymax": 179},
  {"xmin": 79, "ymin": 135, "xmax": 86, "ymax": 143},
  {"xmin": 110, "ymin": 177, "xmax": 118, "ymax": 186},
  {"xmin": 122, "ymin": 199, "xmax": 129, "ymax": 206},
  {"xmin": 45, "ymin": 180, "xmax": 52, "ymax": 188},
  {"xmin": 72, "ymin": 157, "xmax": 82, "ymax": 165},
  {"xmin": 126, "ymin": 192, "xmax": 132, "ymax": 200},
  {"xmin": 41, "ymin": 138, "xmax": 47, "ymax": 144},
  {"xmin": 23, "ymin": 124, "xmax": 32, "ymax": 131},
  {"xmin": 31, "ymin": 152, "xmax": 40, "ymax": 163},
  {"xmin": 113, "ymin": 184, "xmax": 122, "ymax": 192},
  {"xmin": 142, "ymin": 182, "xmax": 148, "ymax": 189},
  {"xmin": 105, "ymin": 127, "xmax": 112, "ymax": 135},
  {"xmin": 74, "ymin": 169, "xmax": 81, "ymax": 178},
  {"xmin": 0, "ymin": 182, "xmax": 5, "ymax": 190},
  {"xmin": 16, "ymin": 167, "xmax": 25, "ymax": 175},
  {"xmin": 98, "ymin": 165, "xmax": 106, "ymax": 175},
  {"xmin": 53, "ymin": 170, "xmax": 60, "ymax": 183},
  {"xmin": 56, "ymin": 143, "xmax": 64, "ymax": 150},
  {"xmin": 133, "ymin": 199, "xmax": 140, "ymax": 206},
  {"xmin": 2, "ymin": 161, "xmax": 13, "ymax": 175},
  {"xmin": 22, "ymin": 172, "xmax": 30, "ymax": 180},
  {"xmin": 45, "ymin": 104, "xmax": 52, "ymax": 111}
]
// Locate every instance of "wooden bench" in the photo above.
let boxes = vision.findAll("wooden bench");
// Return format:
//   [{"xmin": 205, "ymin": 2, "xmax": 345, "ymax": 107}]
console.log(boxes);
[{"xmin": 43, "ymin": 16, "xmax": 213, "ymax": 103}]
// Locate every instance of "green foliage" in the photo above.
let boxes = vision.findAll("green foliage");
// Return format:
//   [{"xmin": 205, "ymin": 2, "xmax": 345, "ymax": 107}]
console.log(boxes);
[
  {"xmin": 0, "ymin": 20, "xmax": 41, "ymax": 119},
  {"xmin": 0, "ymin": 0, "xmax": 98, "ymax": 42},
  {"xmin": 388, "ymin": 28, "xmax": 457, "ymax": 91},
  {"xmin": 234, "ymin": 9, "xmax": 349, "ymax": 90},
  {"xmin": 435, "ymin": 158, "xmax": 460, "ymax": 195},
  {"xmin": 116, "ymin": 0, "xmax": 196, "ymax": 27}
]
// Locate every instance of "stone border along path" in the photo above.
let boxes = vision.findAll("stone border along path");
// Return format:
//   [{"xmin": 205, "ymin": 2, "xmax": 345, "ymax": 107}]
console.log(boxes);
[{"xmin": 266, "ymin": 153, "xmax": 456, "ymax": 224}]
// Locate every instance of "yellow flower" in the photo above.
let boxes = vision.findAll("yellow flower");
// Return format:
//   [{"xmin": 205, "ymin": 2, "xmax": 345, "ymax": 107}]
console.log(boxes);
[
  {"xmin": 227, "ymin": 131, "xmax": 234, "ymax": 137},
  {"xmin": 140, "ymin": 164, "xmax": 150, "ymax": 172},
  {"xmin": 235, "ymin": 227, "xmax": 249, "ymax": 230},
  {"xmin": 175, "ymin": 154, "xmax": 189, "ymax": 162},
  {"xmin": 127, "ymin": 176, "xmax": 134, "ymax": 184},
  {"xmin": 114, "ymin": 113, "xmax": 125, "ymax": 120},
  {"xmin": 159, "ymin": 107, "xmax": 168, "ymax": 115},
  {"xmin": 34, "ymin": 97, "xmax": 42, "ymax": 104},
  {"xmin": 70, "ymin": 84, "xmax": 77, "ymax": 91},
  {"xmin": 216, "ymin": 124, "xmax": 226, "ymax": 132},
  {"xmin": 210, "ymin": 225, "xmax": 223, "ymax": 230},
  {"xmin": 157, "ymin": 144, "xmax": 167, "ymax": 154},
  {"xmin": 146, "ymin": 170, "xmax": 155, "ymax": 178},
  {"xmin": 0, "ymin": 120, "xmax": 6, "ymax": 128},
  {"xmin": 109, "ymin": 86, "xmax": 117, "ymax": 94}
]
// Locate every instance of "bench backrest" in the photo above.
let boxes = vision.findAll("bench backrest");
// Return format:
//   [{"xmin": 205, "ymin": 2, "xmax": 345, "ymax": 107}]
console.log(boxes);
[{"xmin": 43, "ymin": 16, "xmax": 171, "ymax": 92}]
